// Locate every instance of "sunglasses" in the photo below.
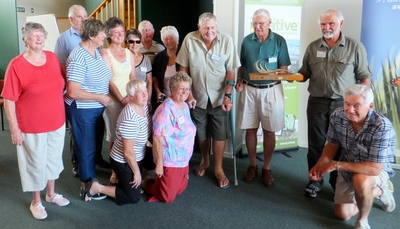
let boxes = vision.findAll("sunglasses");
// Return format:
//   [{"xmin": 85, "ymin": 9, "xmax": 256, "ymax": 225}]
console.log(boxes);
[{"xmin": 127, "ymin": 40, "xmax": 141, "ymax": 44}]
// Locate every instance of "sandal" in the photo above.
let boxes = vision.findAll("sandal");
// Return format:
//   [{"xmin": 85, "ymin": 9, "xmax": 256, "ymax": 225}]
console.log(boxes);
[
  {"xmin": 193, "ymin": 166, "xmax": 208, "ymax": 177},
  {"xmin": 216, "ymin": 176, "xmax": 230, "ymax": 189},
  {"xmin": 81, "ymin": 179, "xmax": 96, "ymax": 201}
]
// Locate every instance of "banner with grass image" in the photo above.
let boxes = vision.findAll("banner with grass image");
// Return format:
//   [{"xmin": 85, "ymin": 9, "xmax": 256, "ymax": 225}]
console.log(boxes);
[
  {"xmin": 240, "ymin": 0, "xmax": 302, "ymax": 155},
  {"xmin": 361, "ymin": 0, "xmax": 400, "ymax": 167}
]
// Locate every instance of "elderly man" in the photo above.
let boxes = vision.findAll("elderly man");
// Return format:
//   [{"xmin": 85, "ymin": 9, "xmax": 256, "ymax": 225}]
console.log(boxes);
[
  {"xmin": 235, "ymin": 8, "xmax": 291, "ymax": 186},
  {"xmin": 176, "ymin": 12, "xmax": 240, "ymax": 189},
  {"xmin": 138, "ymin": 20, "xmax": 164, "ymax": 63},
  {"xmin": 54, "ymin": 5, "xmax": 110, "ymax": 177},
  {"xmin": 298, "ymin": 9, "xmax": 372, "ymax": 197},
  {"xmin": 309, "ymin": 84, "xmax": 395, "ymax": 229}
]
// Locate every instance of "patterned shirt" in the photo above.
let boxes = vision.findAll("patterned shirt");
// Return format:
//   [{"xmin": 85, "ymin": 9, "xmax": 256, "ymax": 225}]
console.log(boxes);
[
  {"xmin": 152, "ymin": 97, "xmax": 196, "ymax": 167},
  {"xmin": 110, "ymin": 104, "xmax": 151, "ymax": 163},
  {"xmin": 327, "ymin": 107, "xmax": 396, "ymax": 178}
]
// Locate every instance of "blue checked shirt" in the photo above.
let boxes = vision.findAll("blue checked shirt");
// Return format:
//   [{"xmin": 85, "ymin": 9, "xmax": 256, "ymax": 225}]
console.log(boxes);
[{"xmin": 327, "ymin": 107, "xmax": 396, "ymax": 181}]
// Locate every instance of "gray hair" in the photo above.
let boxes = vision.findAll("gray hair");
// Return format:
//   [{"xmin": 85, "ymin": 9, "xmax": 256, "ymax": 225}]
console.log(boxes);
[
  {"xmin": 343, "ymin": 84, "xmax": 374, "ymax": 105},
  {"xmin": 198, "ymin": 12, "xmax": 217, "ymax": 27},
  {"xmin": 318, "ymin": 9, "xmax": 344, "ymax": 25},
  {"xmin": 21, "ymin": 22, "xmax": 48, "ymax": 43},
  {"xmin": 80, "ymin": 18, "xmax": 105, "ymax": 42},
  {"xmin": 160, "ymin": 26, "xmax": 179, "ymax": 43},
  {"xmin": 252, "ymin": 8, "xmax": 270, "ymax": 20},
  {"xmin": 68, "ymin": 4, "xmax": 86, "ymax": 18},
  {"xmin": 138, "ymin": 20, "xmax": 154, "ymax": 32},
  {"xmin": 126, "ymin": 78, "xmax": 147, "ymax": 97},
  {"xmin": 169, "ymin": 71, "xmax": 192, "ymax": 91}
]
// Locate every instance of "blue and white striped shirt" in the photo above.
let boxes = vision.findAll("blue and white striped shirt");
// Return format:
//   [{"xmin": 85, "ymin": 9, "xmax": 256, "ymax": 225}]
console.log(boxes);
[
  {"xmin": 327, "ymin": 107, "xmax": 396, "ymax": 177},
  {"xmin": 110, "ymin": 104, "xmax": 151, "ymax": 163},
  {"xmin": 65, "ymin": 45, "xmax": 111, "ymax": 108}
]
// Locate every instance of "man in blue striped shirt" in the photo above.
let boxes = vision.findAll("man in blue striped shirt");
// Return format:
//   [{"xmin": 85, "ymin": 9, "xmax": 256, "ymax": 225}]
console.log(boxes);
[{"xmin": 309, "ymin": 84, "xmax": 396, "ymax": 229}]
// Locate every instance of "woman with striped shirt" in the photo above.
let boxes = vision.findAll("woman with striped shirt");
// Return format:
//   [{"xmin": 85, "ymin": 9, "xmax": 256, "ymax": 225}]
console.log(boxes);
[
  {"xmin": 64, "ymin": 18, "xmax": 112, "ymax": 201},
  {"xmin": 82, "ymin": 79, "xmax": 151, "ymax": 205}
]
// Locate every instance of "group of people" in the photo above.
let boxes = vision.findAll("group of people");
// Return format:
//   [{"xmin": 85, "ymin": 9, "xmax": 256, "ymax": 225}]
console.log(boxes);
[{"xmin": 0, "ymin": 4, "xmax": 396, "ymax": 229}]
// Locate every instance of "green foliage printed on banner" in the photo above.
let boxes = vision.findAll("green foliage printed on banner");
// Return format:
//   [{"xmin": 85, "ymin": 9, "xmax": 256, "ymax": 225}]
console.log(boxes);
[{"xmin": 245, "ymin": 0, "xmax": 302, "ymax": 6}]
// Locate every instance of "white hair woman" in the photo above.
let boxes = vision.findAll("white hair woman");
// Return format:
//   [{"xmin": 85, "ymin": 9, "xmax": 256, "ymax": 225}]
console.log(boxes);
[{"xmin": 2, "ymin": 22, "xmax": 69, "ymax": 219}]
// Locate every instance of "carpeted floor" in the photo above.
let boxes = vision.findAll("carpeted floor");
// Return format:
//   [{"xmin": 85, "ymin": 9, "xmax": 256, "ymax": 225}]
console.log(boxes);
[{"xmin": 0, "ymin": 124, "xmax": 399, "ymax": 229}]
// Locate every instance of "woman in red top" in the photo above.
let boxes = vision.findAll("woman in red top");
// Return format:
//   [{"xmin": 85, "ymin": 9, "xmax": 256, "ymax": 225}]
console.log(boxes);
[{"xmin": 1, "ymin": 22, "xmax": 69, "ymax": 220}]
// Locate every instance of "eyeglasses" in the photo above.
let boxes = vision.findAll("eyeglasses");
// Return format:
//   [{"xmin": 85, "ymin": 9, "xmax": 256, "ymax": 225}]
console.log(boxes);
[
  {"xmin": 127, "ymin": 40, "xmax": 141, "ymax": 44},
  {"xmin": 252, "ymin": 21, "xmax": 267, "ymax": 27}
]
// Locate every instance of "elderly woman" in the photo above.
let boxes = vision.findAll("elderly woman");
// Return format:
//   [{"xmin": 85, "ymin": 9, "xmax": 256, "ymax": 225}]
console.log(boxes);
[
  {"xmin": 101, "ymin": 17, "xmax": 136, "ymax": 185},
  {"xmin": 64, "ymin": 18, "xmax": 112, "ymax": 201},
  {"xmin": 2, "ymin": 22, "xmax": 69, "ymax": 220},
  {"xmin": 125, "ymin": 28, "xmax": 153, "ymax": 108},
  {"xmin": 82, "ymin": 79, "xmax": 152, "ymax": 205},
  {"xmin": 152, "ymin": 26, "xmax": 180, "ymax": 107},
  {"xmin": 144, "ymin": 71, "xmax": 196, "ymax": 203}
]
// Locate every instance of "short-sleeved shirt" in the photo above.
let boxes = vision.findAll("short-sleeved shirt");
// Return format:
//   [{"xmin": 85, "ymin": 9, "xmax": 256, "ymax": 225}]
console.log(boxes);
[
  {"xmin": 327, "ymin": 107, "xmax": 396, "ymax": 177},
  {"xmin": 298, "ymin": 33, "xmax": 372, "ymax": 99},
  {"xmin": 176, "ymin": 31, "xmax": 240, "ymax": 109},
  {"xmin": 139, "ymin": 40, "xmax": 165, "ymax": 64},
  {"xmin": 64, "ymin": 45, "xmax": 111, "ymax": 108},
  {"xmin": 135, "ymin": 53, "xmax": 152, "ymax": 82},
  {"xmin": 240, "ymin": 30, "xmax": 291, "ymax": 84},
  {"xmin": 107, "ymin": 49, "xmax": 132, "ymax": 101},
  {"xmin": 110, "ymin": 104, "xmax": 151, "ymax": 163},
  {"xmin": 54, "ymin": 27, "xmax": 81, "ymax": 65},
  {"xmin": 2, "ymin": 51, "xmax": 65, "ymax": 133},
  {"xmin": 152, "ymin": 97, "xmax": 196, "ymax": 167}
]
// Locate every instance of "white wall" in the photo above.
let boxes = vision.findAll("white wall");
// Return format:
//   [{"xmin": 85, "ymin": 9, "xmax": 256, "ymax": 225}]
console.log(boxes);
[
  {"xmin": 16, "ymin": 0, "xmax": 85, "ymax": 53},
  {"xmin": 214, "ymin": 0, "xmax": 363, "ymax": 149}
]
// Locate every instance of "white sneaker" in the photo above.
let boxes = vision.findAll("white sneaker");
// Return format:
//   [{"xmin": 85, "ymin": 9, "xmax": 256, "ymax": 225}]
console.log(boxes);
[
  {"xmin": 46, "ymin": 193, "xmax": 70, "ymax": 206},
  {"xmin": 379, "ymin": 180, "xmax": 395, "ymax": 212},
  {"xmin": 30, "ymin": 202, "xmax": 48, "ymax": 220},
  {"xmin": 355, "ymin": 220, "xmax": 370, "ymax": 229}
]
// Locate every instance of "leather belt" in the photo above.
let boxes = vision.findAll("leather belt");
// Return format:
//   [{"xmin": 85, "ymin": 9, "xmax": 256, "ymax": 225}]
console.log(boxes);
[{"xmin": 242, "ymin": 79, "xmax": 280, "ymax": 89}]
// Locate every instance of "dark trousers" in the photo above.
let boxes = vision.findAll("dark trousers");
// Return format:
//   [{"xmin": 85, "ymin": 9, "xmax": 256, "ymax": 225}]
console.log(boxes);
[
  {"xmin": 306, "ymin": 96, "xmax": 343, "ymax": 186},
  {"xmin": 68, "ymin": 115, "xmax": 105, "ymax": 167},
  {"xmin": 66, "ymin": 101, "xmax": 105, "ymax": 182}
]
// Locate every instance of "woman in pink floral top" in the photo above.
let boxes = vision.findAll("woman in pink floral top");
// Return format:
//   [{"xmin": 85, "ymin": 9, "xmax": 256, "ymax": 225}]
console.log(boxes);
[{"xmin": 145, "ymin": 71, "xmax": 196, "ymax": 203}]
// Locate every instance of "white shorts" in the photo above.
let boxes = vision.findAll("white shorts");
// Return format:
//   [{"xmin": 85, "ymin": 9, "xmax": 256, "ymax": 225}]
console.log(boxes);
[
  {"xmin": 236, "ymin": 83, "xmax": 285, "ymax": 131},
  {"xmin": 17, "ymin": 124, "xmax": 65, "ymax": 192},
  {"xmin": 103, "ymin": 101, "xmax": 123, "ymax": 142},
  {"xmin": 334, "ymin": 170, "xmax": 389, "ymax": 204}
]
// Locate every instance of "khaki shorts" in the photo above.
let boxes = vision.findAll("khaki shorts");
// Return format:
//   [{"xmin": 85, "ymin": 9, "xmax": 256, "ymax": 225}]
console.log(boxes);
[
  {"xmin": 237, "ymin": 83, "xmax": 284, "ymax": 131},
  {"xmin": 17, "ymin": 124, "xmax": 66, "ymax": 192},
  {"xmin": 191, "ymin": 100, "xmax": 228, "ymax": 142},
  {"xmin": 334, "ymin": 169, "xmax": 389, "ymax": 204}
]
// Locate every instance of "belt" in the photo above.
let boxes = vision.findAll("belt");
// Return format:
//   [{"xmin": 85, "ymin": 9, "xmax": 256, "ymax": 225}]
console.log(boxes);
[
  {"xmin": 242, "ymin": 79, "xmax": 280, "ymax": 89},
  {"xmin": 310, "ymin": 96, "xmax": 343, "ymax": 102}
]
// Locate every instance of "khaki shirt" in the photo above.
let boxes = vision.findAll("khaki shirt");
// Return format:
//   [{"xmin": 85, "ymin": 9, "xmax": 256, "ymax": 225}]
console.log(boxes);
[
  {"xmin": 176, "ymin": 31, "xmax": 240, "ymax": 109},
  {"xmin": 298, "ymin": 33, "xmax": 372, "ymax": 99}
]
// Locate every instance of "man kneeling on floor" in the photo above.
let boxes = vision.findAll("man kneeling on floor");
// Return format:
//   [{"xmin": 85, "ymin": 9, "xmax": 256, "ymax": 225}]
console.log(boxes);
[{"xmin": 309, "ymin": 84, "xmax": 396, "ymax": 229}]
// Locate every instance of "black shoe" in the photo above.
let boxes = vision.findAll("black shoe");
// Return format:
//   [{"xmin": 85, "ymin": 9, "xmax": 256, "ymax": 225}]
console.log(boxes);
[{"xmin": 96, "ymin": 159, "xmax": 111, "ymax": 169}]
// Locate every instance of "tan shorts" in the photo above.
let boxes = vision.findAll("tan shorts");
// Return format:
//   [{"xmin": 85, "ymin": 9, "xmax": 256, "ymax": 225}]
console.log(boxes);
[
  {"xmin": 236, "ymin": 83, "xmax": 284, "ymax": 131},
  {"xmin": 17, "ymin": 124, "xmax": 65, "ymax": 192},
  {"xmin": 334, "ymin": 170, "xmax": 389, "ymax": 204}
]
